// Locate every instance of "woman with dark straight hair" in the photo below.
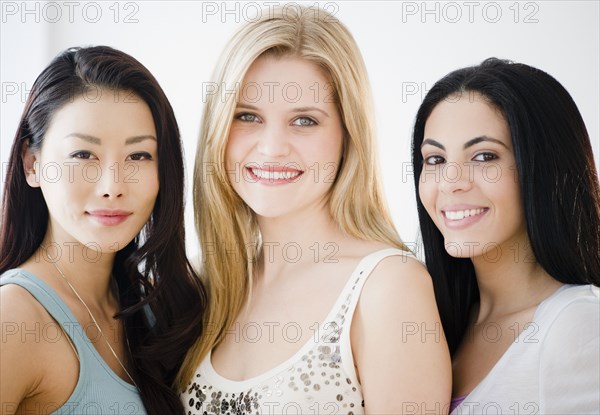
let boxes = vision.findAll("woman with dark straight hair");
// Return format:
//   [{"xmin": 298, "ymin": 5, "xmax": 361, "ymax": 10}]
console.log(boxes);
[
  {"xmin": 412, "ymin": 57, "xmax": 600, "ymax": 414},
  {"xmin": 0, "ymin": 46, "xmax": 207, "ymax": 415}
]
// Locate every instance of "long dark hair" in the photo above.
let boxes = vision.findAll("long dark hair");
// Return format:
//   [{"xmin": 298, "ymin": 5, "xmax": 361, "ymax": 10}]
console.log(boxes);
[
  {"xmin": 0, "ymin": 46, "xmax": 207, "ymax": 414},
  {"xmin": 411, "ymin": 58, "xmax": 600, "ymax": 354}
]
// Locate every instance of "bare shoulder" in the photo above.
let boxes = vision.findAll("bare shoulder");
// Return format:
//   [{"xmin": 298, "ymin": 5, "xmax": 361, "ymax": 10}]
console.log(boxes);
[
  {"xmin": 361, "ymin": 251, "xmax": 434, "ymax": 302},
  {"xmin": 0, "ymin": 283, "xmax": 53, "ymax": 357},
  {"xmin": 1, "ymin": 283, "xmax": 50, "ymax": 324},
  {"xmin": 0, "ymin": 284, "xmax": 51, "ymax": 406},
  {"xmin": 350, "ymin": 248, "xmax": 452, "ymax": 412},
  {"xmin": 343, "ymin": 240, "xmax": 429, "ymax": 279},
  {"xmin": 353, "ymin": 249, "xmax": 439, "ymax": 327}
]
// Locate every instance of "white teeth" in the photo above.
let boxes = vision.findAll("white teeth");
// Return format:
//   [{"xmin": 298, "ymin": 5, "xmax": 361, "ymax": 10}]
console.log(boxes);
[
  {"xmin": 444, "ymin": 208, "xmax": 485, "ymax": 220},
  {"xmin": 251, "ymin": 169, "xmax": 301, "ymax": 180}
]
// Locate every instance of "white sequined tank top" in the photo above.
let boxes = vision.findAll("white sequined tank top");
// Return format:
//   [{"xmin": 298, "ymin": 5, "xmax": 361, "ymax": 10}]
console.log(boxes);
[{"xmin": 181, "ymin": 248, "xmax": 412, "ymax": 415}]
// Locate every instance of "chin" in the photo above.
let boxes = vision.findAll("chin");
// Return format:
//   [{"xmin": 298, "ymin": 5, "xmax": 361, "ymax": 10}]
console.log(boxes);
[
  {"xmin": 79, "ymin": 235, "xmax": 136, "ymax": 254},
  {"xmin": 243, "ymin": 201, "xmax": 288, "ymax": 218},
  {"xmin": 443, "ymin": 239, "xmax": 482, "ymax": 259},
  {"xmin": 252, "ymin": 209, "xmax": 288, "ymax": 219}
]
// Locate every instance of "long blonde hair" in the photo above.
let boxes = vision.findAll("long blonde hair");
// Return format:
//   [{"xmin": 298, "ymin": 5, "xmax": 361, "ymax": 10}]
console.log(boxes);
[{"xmin": 177, "ymin": 5, "xmax": 408, "ymax": 388}]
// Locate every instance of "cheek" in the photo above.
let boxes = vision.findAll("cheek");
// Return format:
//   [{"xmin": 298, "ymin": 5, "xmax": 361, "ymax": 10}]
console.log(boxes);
[
  {"xmin": 37, "ymin": 159, "xmax": 69, "ymax": 187},
  {"xmin": 130, "ymin": 165, "xmax": 159, "ymax": 208},
  {"xmin": 224, "ymin": 132, "xmax": 247, "ymax": 170},
  {"xmin": 136, "ymin": 161, "xmax": 159, "ymax": 182},
  {"xmin": 327, "ymin": 140, "xmax": 343, "ymax": 164},
  {"xmin": 40, "ymin": 168, "xmax": 90, "ymax": 202},
  {"xmin": 304, "ymin": 133, "xmax": 343, "ymax": 177},
  {"xmin": 224, "ymin": 135, "xmax": 248, "ymax": 193},
  {"xmin": 488, "ymin": 166, "xmax": 521, "ymax": 210},
  {"xmin": 418, "ymin": 173, "xmax": 437, "ymax": 217},
  {"xmin": 325, "ymin": 127, "xmax": 344, "ymax": 161},
  {"xmin": 500, "ymin": 181, "xmax": 524, "ymax": 227},
  {"xmin": 146, "ymin": 173, "xmax": 160, "ymax": 201}
]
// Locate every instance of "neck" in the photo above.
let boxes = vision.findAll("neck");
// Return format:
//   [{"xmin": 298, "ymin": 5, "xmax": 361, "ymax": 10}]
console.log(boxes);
[
  {"xmin": 37, "ymin": 234, "xmax": 117, "ymax": 308},
  {"xmin": 471, "ymin": 238, "xmax": 562, "ymax": 322},
  {"xmin": 256, "ymin": 203, "xmax": 344, "ymax": 281}
]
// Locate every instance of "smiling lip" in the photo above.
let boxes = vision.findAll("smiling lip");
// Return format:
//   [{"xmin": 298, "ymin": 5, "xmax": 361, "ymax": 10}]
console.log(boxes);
[
  {"xmin": 246, "ymin": 166, "xmax": 304, "ymax": 185},
  {"xmin": 441, "ymin": 205, "xmax": 489, "ymax": 230},
  {"xmin": 86, "ymin": 209, "xmax": 132, "ymax": 226}
]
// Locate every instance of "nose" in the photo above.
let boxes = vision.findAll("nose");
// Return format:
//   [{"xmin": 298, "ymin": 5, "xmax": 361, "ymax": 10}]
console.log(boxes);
[
  {"xmin": 256, "ymin": 124, "xmax": 290, "ymax": 158},
  {"xmin": 96, "ymin": 161, "xmax": 126, "ymax": 199},
  {"xmin": 438, "ymin": 161, "xmax": 474, "ymax": 194}
]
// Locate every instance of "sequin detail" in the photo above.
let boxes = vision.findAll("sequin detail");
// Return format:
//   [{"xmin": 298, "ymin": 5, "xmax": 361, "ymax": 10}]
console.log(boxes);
[
  {"xmin": 186, "ymin": 384, "xmax": 262, "ymax": 415},
  {"xmin": 181, "ymin": 249, "xmax": 407, "ymax": 415}
]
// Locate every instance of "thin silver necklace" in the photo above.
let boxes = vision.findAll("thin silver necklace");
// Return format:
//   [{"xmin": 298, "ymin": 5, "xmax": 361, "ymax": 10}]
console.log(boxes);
[{"xmin": 48, "ymin": 253, "xmax": 138, "ymax": 388}]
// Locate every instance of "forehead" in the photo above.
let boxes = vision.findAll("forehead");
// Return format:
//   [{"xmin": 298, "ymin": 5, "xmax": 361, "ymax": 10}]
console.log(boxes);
[
  {"xmin": 424, "ymin": 92, "xmax": 509, "ymax": 143},
  {"xmin": 240, "ymin": 55, "xmax": 333, "ymax": 105},
  {"xmin": 45, "ymin": 89, "xmax": 155, "ymax": 138}
]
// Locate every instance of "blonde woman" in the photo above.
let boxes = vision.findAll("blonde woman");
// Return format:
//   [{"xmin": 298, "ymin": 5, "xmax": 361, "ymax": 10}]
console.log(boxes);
[{"xmin": 179, "ymin": 6, "xmax": 451, "ymax": 414}]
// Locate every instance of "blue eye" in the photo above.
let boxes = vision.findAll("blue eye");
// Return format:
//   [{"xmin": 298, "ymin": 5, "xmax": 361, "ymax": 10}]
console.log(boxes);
[
  {"xmin": 292, "ymin": 117, "xmax": 317, "ymax": 127},
  {"xmin": 236, "ymin": 113, "xmax": 259, "ymax": 123},
  {"xmin": 473, "ymin": 152, "xmax": 498, "ymax": 162},
  {"xmin": 70, "ymin": 151, "xmax": 95, "ymax": 160},
  {"xmin": 127, "ymin": 152, "xmax": 153, "ymax": 161},
  {"xmin": 424, "ymin": 155, "xmax": 445, "ymax": 165}
]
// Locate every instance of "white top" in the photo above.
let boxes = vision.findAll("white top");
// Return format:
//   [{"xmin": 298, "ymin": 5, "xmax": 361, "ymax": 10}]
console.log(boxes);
[
  {"xmin": 180, "ymin": 248, "xmax": 412, "ymax": 415},
  {"xmin": 452, "ymin": 284, "xmax": 600, "ymax": 415}
]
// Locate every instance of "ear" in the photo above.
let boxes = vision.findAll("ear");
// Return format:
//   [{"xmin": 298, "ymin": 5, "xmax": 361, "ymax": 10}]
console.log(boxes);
[{"xmin": 22, "ymin": 141, "xmax": 40, "ymax": 188}]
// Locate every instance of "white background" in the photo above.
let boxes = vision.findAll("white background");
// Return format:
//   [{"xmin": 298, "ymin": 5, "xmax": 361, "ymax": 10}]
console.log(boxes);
[{"xmin": 2, "ymin": 1, "xmax": 599, "ymax": 257}]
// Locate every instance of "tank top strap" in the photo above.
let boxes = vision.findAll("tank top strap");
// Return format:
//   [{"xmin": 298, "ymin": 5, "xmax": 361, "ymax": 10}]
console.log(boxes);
[
  {"xmin": 0, "ymin": 269, "xmax": 100, "ymax": 406},
  {"xmin": 0, "ymin": 269, "xmax": 92, "ymax": 355},
  {"xmin": 332, "ymin": 248, "xmax": 416, "ymax": 386},
  {"xmin": 1, "ymin": 268, "xmax": 145, "ymax": 414},
  {"xmin": 337, "ymin": 248, "xmax": 415, "ymax": 325}
]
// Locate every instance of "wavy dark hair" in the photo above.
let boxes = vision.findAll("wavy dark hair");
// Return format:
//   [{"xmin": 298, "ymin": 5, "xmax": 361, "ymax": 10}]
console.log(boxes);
[
  {"xmin": 411, "ymin": 58, "xmax": 600, "ymax": 354},
  {"xmin": 0, "ymin": 46, "xmax": 207, "ymax": 414}
]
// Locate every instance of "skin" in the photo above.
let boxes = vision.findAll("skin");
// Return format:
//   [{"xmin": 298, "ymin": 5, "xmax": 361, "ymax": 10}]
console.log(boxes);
[
  {"xmin": 212, "ymin": 55, "xmax": 451, "ymax": 414},
  {"xmin": 0, "ymin": 88, "xmax": 159, "ymax": 414},
  {"xmin": 226, "ymin": 55, "xmax": 343, "ymax": 220},
  {"xmin": 419, "ymin": 92, "xmax": 563, "ymax": 398}
]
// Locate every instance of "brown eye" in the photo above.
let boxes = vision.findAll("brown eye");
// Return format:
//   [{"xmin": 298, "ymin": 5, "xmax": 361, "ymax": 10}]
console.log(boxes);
[
  {"xmin": 70, "ymin": 151, "xmax": 95, "ymax": 160},
  {"xmin": 127, "ymin": 152, "xmax": 152, "ymax": 161},
  {"xmin": 424, "ymin": 155, "xmax": 445, "ymax": 165},
  {"xmin": 473, "ymin": 152, "xmax": 498, "ymax": 162}
]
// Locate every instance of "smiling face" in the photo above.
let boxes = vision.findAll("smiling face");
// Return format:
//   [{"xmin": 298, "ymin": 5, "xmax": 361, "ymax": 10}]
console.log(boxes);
[
  {"xmin": 225, "ymin": 55, "xmax": 344, "ymax": 219},
  {"xmin": 24, "ymin": 88, "xmax": 159, "ymax": 253},
  {"xmin": 418, "ymin": 92, "xmax": 527, "ymax": 259}
]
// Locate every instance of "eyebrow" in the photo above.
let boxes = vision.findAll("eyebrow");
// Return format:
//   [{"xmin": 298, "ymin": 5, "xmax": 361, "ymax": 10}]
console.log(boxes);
[
  {"xmin": 293, "ymin": 106, "xmax": 330, "ymax": 118},
  {"xmin": 464, "ymin": 136, "xmax": 509, "ymax": 149},
  {"xmin": 421, "ymin": 135, "xmax": 509, "ymax": 150},
  {"xmin": 421, "ymin": 138, "xmax": 444, "ymax": 150},
  {"xmin": 236, "ymin": 103, "xmax": 330, "ymax": 118},
  {"xmin": 65, "ymin": 133, "xmax": 157, "ymax": 145}
]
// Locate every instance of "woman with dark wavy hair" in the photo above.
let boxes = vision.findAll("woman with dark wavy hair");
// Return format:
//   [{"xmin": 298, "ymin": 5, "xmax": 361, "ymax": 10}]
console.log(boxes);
[
  {"xmin": 412, "ymin": 58, "xmax": 600, "ymax": 414},
  {"xmin": 0, "ymin": 46, "xmax": 206, "ymax": 415}
]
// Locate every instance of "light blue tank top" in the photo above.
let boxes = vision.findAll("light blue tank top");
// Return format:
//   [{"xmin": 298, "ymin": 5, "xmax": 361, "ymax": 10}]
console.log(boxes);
[{"xmin": 0, "ymin": 269, "xmax": 147, "ymax": 415}]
